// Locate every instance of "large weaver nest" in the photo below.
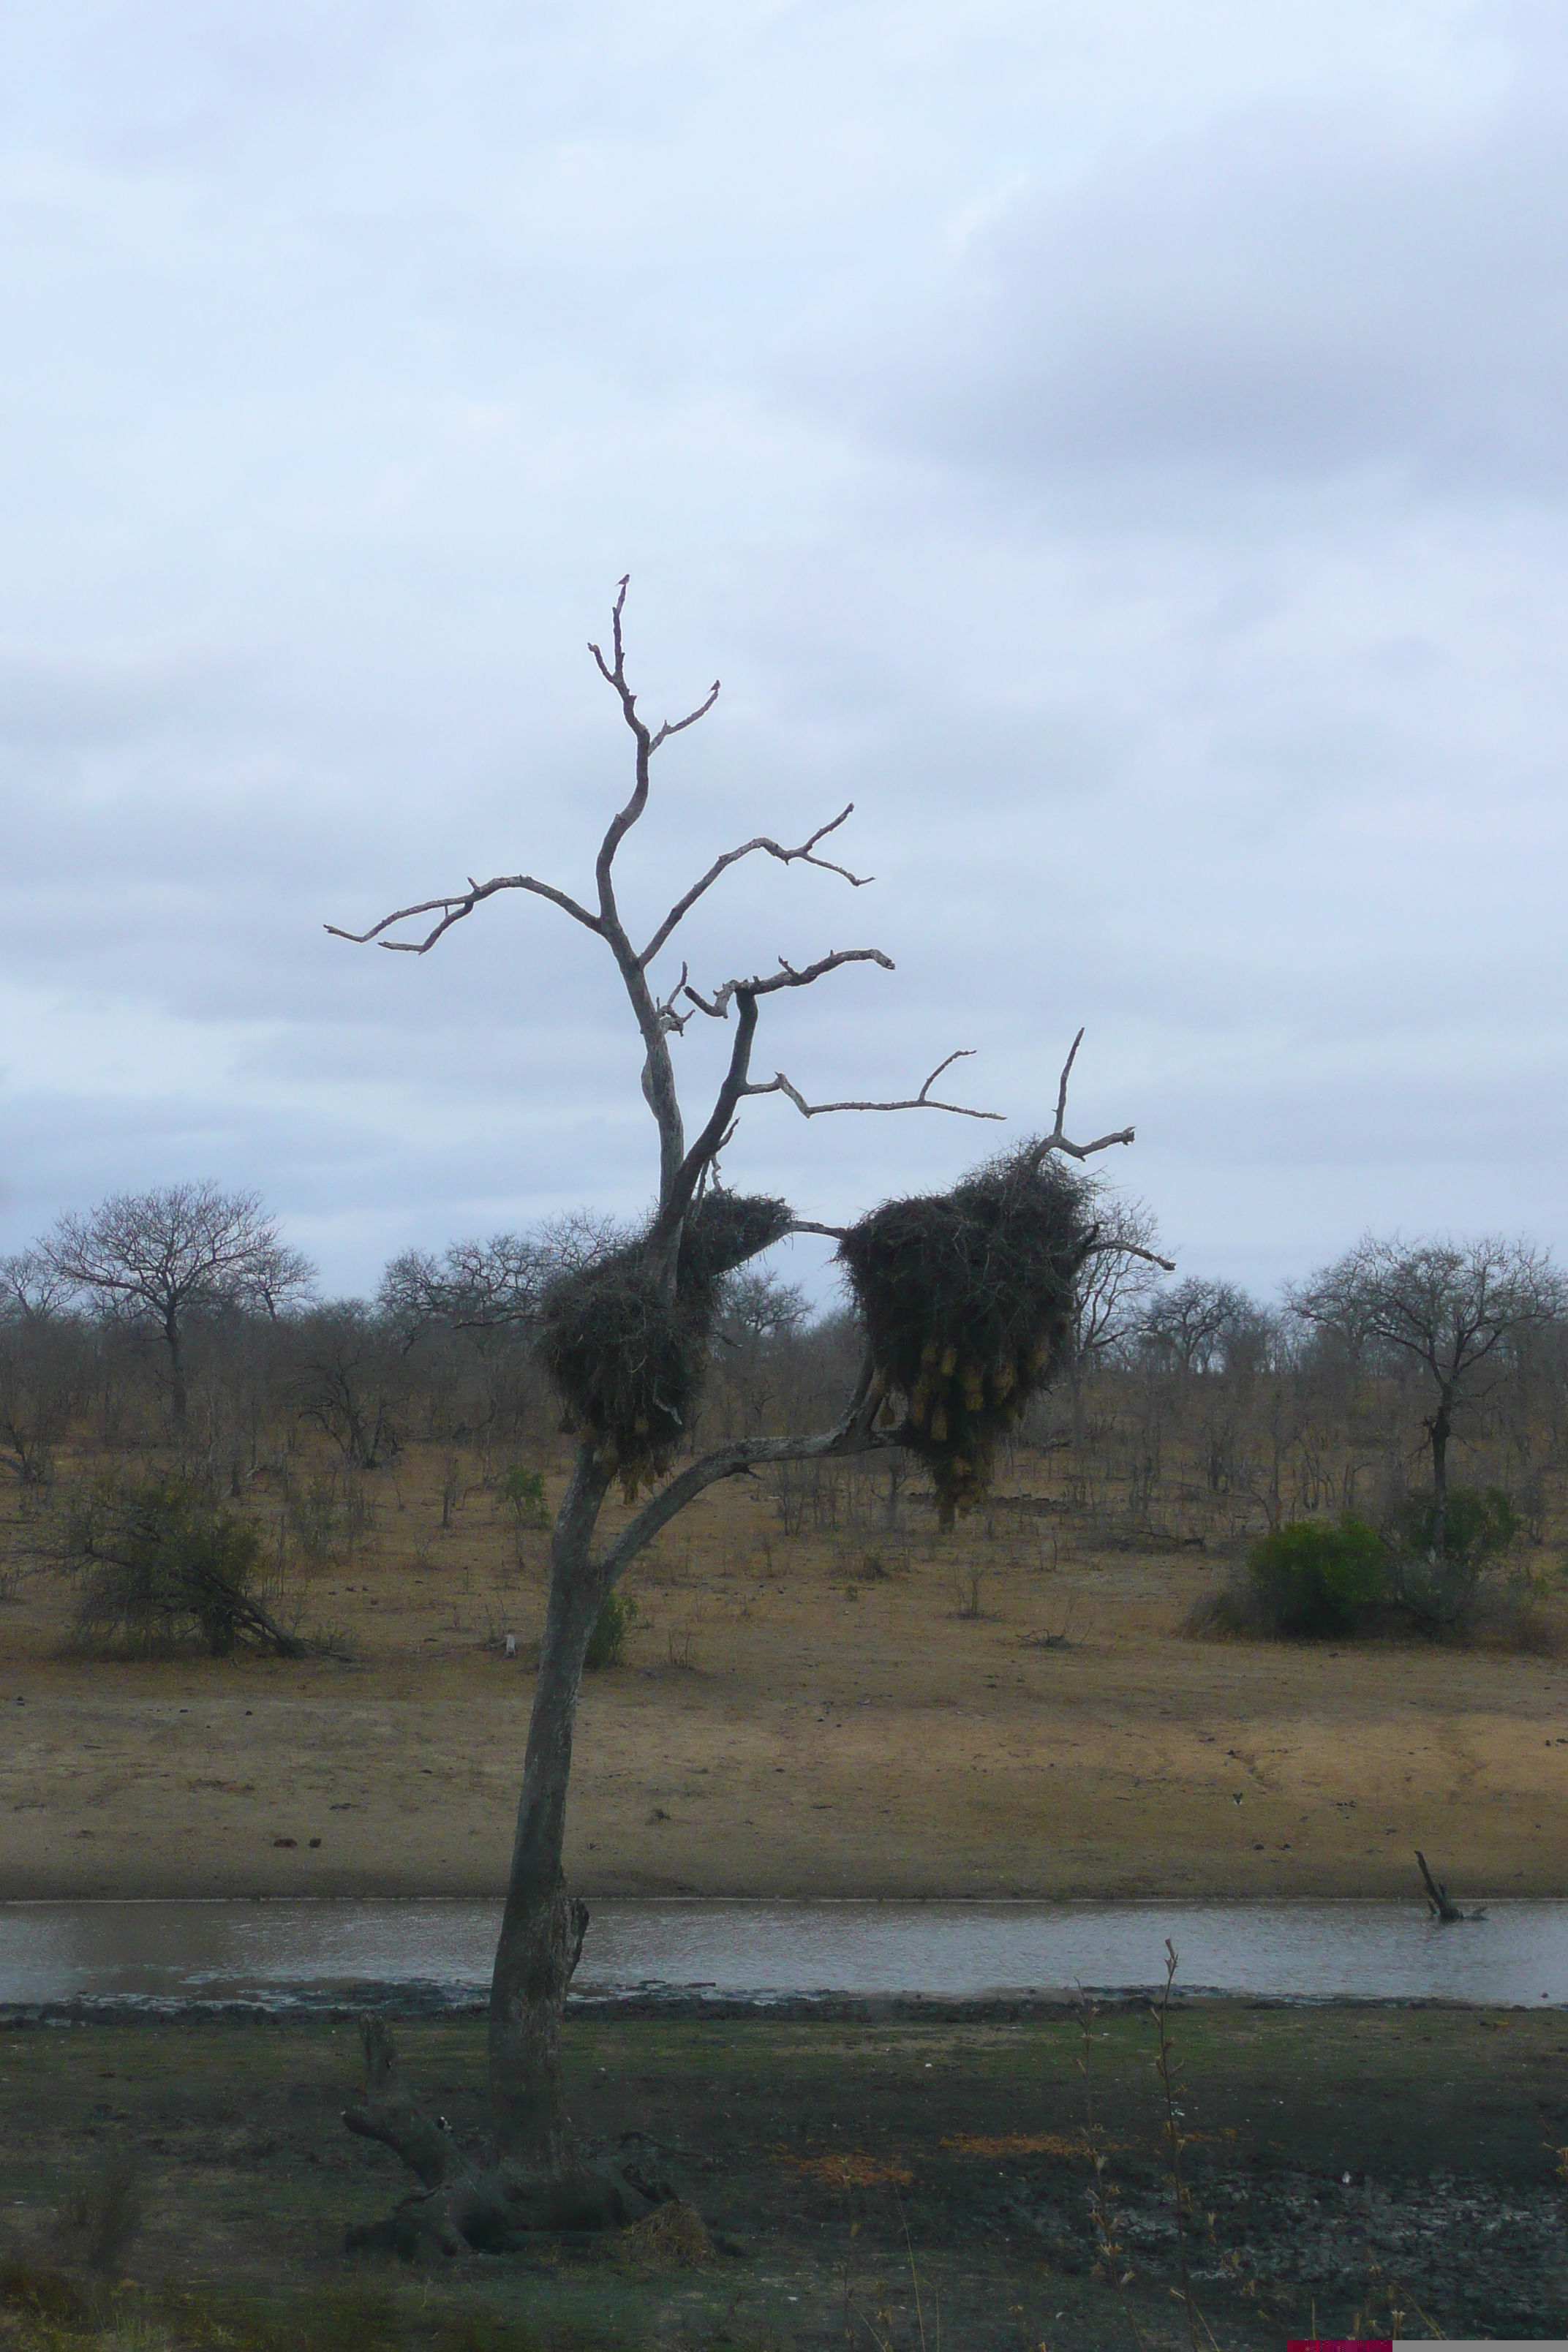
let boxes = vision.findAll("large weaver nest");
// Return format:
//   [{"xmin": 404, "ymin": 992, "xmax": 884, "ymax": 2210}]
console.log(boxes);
[
  {"xmin": 838, "ymin": 1144, "xmax": 1094, "ymax": 1524},
  {"xmin": 538, "ymin": 1191, "xmax": 791, "ymax": 1497}
]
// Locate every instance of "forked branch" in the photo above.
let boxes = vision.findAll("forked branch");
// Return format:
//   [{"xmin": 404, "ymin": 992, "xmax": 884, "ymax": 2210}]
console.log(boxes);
[
  {"xmin": 683, "ymin": 946, "xmax": 894, "ymax": 1020},
  {"xmin": 749, "ymin": 1048, "xmax": 1002, "ymax": 1123},
  {"xmin": 588, "ymin": 576, "xmax": 720, "ymax": 753},
  {"xmin": 325, "ymin": 873, "xmax": 600, "ymax": 956},
  {"xmin": 1029, "ymin": 1028, "xmax": 1137, "ymax": 1162},
  {"xmin": 639, "ymin": 807, "xmax": 871, "ymax": 969}
]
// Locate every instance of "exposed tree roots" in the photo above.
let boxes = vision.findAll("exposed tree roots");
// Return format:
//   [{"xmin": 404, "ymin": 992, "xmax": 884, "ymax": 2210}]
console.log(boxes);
[{"xmin": 340, "ymin": 2015, "xmax": 668, "ymax": 2258}]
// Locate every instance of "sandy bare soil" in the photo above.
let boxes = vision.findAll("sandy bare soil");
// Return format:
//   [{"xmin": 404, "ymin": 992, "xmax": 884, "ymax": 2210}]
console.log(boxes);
[{"xmin": 2, "ymin": 1457, "xmax": 1564, "ymax": 1901}]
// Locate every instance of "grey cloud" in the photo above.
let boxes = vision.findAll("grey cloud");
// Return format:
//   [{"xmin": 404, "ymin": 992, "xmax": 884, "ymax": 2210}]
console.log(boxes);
[
  {"xmin": 0, "ymin": 641, "xmax": 246, "ymax": 750},
  {"xmin": 5, "ymin": 4, "xmax": 1568, "ymax": 1303},
  {"xmin": 845, "ymin": 87, "xmax": 1568, "ymax": 498}
]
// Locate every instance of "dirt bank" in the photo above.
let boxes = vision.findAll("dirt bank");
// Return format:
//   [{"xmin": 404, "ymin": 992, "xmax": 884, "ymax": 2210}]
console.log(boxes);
[{"xmin": 2, "ymin": 1468, "xmax": 1564, "ymax": 1901}]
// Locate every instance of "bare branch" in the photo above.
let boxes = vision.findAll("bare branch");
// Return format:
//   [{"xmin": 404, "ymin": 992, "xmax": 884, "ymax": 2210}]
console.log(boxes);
[
  {"xmin": 652, "ymin": 962, "xmax": 694, "ymax": 1037},
  {"xmin": 682, "ymin": 946, "xmax": 894, "ymax": 1021},
  {"xmin": 638, "ymin": 806, "xmax": 871, "ymax": 969},
  {"xmin": 653, "ymin": 991, "xmax": 763, "ymax": 1249},
  {"xmin": 649, "ymin": 681, "xmax": 722, "ymax": 750},
  {"xmin": 1028, "ymin": 1028, "xmax": 1136, "ymax": 1162},
  {"xmin": 750, "ymin": 1047, "xmax": 1003, "ymax": 1123},
  {"xmin": 1080, "ymin": 1237, "xmax": 1176, "ymax": 1273},
  {"xmin": 753, "ymin": 947, "xmax": 894, "ymax": 996},
  {"xmin": 325, "ymin": 872, "xmax": 600, "ymax": 956},
  {"xmin": 598, "ymin": 1348, "xmax": 884, "ymax": 1580}
]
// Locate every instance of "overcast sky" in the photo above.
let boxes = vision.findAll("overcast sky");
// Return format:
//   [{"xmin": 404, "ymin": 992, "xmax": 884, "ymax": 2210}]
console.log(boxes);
[{"xmin": 3, "ymin": 0, "xmax": 1565, "ymax": 1305}]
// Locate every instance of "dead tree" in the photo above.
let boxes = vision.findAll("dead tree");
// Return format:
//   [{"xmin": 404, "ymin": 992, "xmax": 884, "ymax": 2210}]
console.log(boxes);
[
  {"xmin": 329, "ymin": 579, "xmax": 1144, "ymax": 2249},
  {"xmin": 1415, "ymin": 1849, "xmax": 1485, "ymax": 1925}
]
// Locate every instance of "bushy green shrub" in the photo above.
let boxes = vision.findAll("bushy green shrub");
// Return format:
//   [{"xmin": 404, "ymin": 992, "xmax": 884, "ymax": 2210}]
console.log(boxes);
[
  {"xmin": 1245, "ymin": 1513, "xmax": 1386, "ymax": 1637},
  {"xmin": 1392, "ymin": 1482, "xmax": 1517, "ymax": 1567},
  {"xmin": 585, "ymin": 1586, "xmax": 637, "ymax": 1669},
  {"xmin": 1386, "ymin": 1483, "xmax": 1518, "ymax": 1627},
  {"xmin": 497, "ymin": 1463, "xmax": 549, "ymax": 1527}
]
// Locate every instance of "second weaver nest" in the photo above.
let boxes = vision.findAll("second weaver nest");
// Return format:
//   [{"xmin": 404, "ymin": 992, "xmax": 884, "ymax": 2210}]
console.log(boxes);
[{"xmin": 838, "ymin": 1143, "xmax": 1094, "ymax": 1523}]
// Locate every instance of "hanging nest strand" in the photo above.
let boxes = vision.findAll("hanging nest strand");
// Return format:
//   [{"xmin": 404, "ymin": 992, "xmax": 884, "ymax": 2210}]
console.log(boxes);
[
  {"xmin": 838, "ymin": 1143, "xmax": 1094, "ymax": 1524},
  {"xmin": 537, "ymin": 1191, "xmax": 791, "ymax": 1497}
]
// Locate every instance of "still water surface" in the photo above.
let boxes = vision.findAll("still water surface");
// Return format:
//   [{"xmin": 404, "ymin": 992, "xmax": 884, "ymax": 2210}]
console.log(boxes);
[{"xmin": 1, "ymin": 1896, "xmax": 1565, "ymax": 2008}]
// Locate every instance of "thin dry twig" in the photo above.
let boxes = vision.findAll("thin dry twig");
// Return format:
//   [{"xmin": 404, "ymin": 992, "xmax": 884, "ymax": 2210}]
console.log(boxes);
[
  {"xmin": 1082, "ymin": 1237, "xmax": 1177, "ymax": 1272},
  {"xmin": 682, "ymin": 946, "xmax": 895, "ymax": 1019},
  {"xmin": 1077, "ymin": 1989, "xmax": 1148, "ymax": 2352},
  {"xmin": 1151, "ymin": 1940, "xmax": 1220, "ymax": 2352},
  {"xmin": 588, "ymin": 574, "xmax": 720, "ymax": 751}
]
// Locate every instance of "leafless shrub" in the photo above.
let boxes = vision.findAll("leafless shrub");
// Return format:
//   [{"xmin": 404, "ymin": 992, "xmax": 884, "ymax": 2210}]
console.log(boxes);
[
  {"xmin": 1463, "ymin": 1572, "xmax": 1568, "ymax": 1656},
  {"xmin": 767, "ymin": 1458, "xmax": 843, "ymax": 1536},
  {"xmin": 1077, "ymin": 1994, "xmax": 1147, "ymax": 2352},
  {"xmin": 854, "ymin": 1542, "xmax": 910, "ymax": 1582},
  {"xmin": 949, "ymin": 1561, "xmax": 984, "ymax": 1618},
  {"xmin": 64, "ymin": 1475, "xmax": 301, "ymax": 1659},
  {"xmin": 1180, "ymin": 1583, "xmax": 1257, "ymax": 1641}
]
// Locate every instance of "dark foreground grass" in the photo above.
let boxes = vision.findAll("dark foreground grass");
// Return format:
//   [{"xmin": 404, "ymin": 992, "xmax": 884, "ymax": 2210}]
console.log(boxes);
[{"xmin": 1, "ymin": 2002, "xmax": 1564, "ymax": 2349}]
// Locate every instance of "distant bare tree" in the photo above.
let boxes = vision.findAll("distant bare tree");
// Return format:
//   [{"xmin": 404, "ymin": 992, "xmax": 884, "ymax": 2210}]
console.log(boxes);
[
  {"xmin": 1142, "ymin": 1275, "xmax": 1254, "ymax": 1375},
  {"xmin": 0, "ymin": 1248, "xmax": 72, "ymax": 1322},
  {"xmin": 0, "ymin": 1251, "xmax": 86, "ymax": 1487},
  {"xmin": 1290, "ymin": 1234, "xmax": 1566, "ymax": 1550},
  {"xmin": 287, "ymin": 1303, "xmax": 405, "ymax": 1469},
  {"xmin": 1072, "ymin": 1190, "xmax": 1169, "ymax": 1369},
  {"xmin": 1063, "ymin": 1189, "xmax": 1169, "ymax": 1445},
  {"xmin": 42, "ymin": 1184, "xmax": 315, "ymax": 1426},
  {"xmin": 380, "ymin": 1234, "xmax": 550, "ymax": 1339},
  {"xmin": 326, "ymin": 580, "xmax": 1145, "ymax": 2250},
  {"xmin": 710, "ymin": 1266, "xmax": 810, "ymax": 1439}
]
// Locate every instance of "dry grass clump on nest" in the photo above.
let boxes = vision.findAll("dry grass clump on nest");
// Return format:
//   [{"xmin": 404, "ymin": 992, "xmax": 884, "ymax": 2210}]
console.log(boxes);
[
  {"xmin": 537, "ymin": 1191, "xmax": 790, "ymax": 1497},
  {"xmin": 838, "ymin": 1143, "xmax": 1093, "ymax": 1524}
]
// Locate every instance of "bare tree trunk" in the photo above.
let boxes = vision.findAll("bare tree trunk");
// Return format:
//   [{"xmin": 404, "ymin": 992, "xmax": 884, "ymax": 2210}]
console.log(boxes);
[
  {"xmin": 165, "ymin": 1315, "xmax": 188, "ymax": 1428},
  {"xmin": 1428, "ymin": 1392, "xmax": 1452, "ymax": 1553},
  {"xmin": 487, "ymin": 1442, "xmax": 613, "ymax": 2169}
]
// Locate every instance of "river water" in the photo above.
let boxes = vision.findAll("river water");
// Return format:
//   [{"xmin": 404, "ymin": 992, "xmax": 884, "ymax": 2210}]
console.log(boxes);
[{"xmin": 1, "ymin": 1896, "xmax": 1565, "ymax": 2008}]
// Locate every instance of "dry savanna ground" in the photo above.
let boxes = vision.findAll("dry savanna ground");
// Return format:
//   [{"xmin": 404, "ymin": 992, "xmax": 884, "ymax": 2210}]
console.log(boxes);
[
  {"xmin": 2, "ymin": 1440, "xmax": 1566, "ymax": 1902},
  {"xmin": 4, "ymin": 2002, "xmax": 1567, "ymax": 2350}
]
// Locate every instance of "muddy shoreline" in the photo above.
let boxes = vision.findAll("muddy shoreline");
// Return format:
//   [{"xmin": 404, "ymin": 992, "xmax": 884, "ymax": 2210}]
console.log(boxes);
[{"xmin": 3, "ymin": 1985, "xmax": 1558, "ymax": 2026}]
